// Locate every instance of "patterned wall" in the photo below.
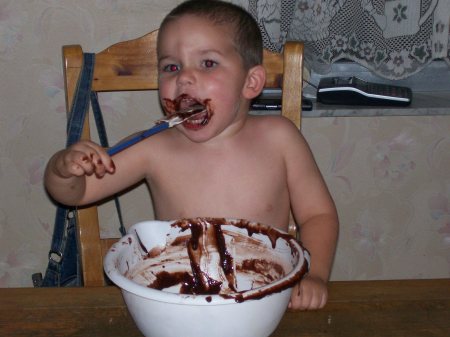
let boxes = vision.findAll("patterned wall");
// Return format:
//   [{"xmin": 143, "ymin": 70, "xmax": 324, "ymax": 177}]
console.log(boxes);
[{"xmin": 0, "ymin": 0, "xmax": 449, "ymax": 287}]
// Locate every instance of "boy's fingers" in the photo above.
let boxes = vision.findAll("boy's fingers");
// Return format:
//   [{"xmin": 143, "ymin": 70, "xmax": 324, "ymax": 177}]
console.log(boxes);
[
  {"xmin": 289, "ymin": 283, "xmax": 310, "ymax": 310},
  {"xmin": 81, "ymin": 142, "xmax": 115, "ymax": 174},
  {"xmin": 97, "ymin": 152, "xmax": 115, "ymax": 174},
  {"xmin": 52, "ymin": 141, "xmax": 114, "ymax": 179},
  {"xmin": 319, "ymin": 291, "xmax": 328, "ymax": 308},
  {"xmin": 290, "ymin": 278, "xmax": 328, "ymax": 311}
]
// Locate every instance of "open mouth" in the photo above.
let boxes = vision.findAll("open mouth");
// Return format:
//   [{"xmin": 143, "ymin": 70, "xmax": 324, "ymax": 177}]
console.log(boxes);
[
  {"xmin": 163, "ymin": 94, "xmax": 212, "ymax": 130},
  {"xmin": 183, "ymin": 110, "xmax": 210, "ymax": 128}
]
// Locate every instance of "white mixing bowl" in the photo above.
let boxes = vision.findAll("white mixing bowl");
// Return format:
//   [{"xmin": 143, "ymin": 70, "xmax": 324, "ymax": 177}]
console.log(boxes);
[{"xmin": 104, "ymin": 218, "xmax": 309, "ymax": 337}]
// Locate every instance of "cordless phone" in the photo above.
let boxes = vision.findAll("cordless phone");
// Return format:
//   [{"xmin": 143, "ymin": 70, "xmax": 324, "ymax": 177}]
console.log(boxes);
[{"xmin": 317, "ymin": 76, "xmax": 412, "ymax": 106}]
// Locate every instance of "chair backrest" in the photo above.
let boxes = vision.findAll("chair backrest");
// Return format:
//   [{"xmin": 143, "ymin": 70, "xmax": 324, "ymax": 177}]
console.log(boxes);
[{"xmin": 62, "ymin": 29, "xmax": 303, "ymax": 286}]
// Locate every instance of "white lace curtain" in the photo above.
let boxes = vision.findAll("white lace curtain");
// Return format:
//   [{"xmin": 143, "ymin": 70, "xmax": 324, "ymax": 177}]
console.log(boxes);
[{"xmin": 231, "ymin": 0, "xmax": 450, "ymax": 79}]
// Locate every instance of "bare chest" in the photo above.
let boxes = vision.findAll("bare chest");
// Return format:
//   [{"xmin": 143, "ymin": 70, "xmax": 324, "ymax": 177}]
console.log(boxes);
[{"xmin": 147, "ymin": 146, "xmax": 290, "ymax": 228}]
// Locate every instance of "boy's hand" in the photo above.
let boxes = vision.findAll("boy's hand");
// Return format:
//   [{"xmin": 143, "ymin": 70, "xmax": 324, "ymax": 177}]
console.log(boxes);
[
  {"xmin": 52, "ymin": 140, "xmax": 115, "ymax": 179},
  {"xmin": 288, "ymin": 274, "xmax": 328, "ymax": 310}
]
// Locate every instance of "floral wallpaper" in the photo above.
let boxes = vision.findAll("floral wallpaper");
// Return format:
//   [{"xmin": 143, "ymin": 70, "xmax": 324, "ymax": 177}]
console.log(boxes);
[
  {"xmin": 306, "ymin": 116, "xmax": 450, "ymax": 280},
  {"xmin": 0, "ymin": 0, "xmax": 449, "ymax": 287}
]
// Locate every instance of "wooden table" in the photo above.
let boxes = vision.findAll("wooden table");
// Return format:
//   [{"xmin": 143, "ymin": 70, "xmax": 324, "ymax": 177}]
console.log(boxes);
[{"xmin": 1, "ymin": 279, "xmax": 449, "ymax": 337}]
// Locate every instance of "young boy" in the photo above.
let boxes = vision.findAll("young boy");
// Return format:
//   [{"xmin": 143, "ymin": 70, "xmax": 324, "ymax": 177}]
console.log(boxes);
[{"xmin": 44, "ymin": 0, "xmax": 338, "ymax": 310}]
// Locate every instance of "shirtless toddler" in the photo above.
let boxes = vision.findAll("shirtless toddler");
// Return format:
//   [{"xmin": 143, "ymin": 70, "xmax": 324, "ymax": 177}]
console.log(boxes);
[{"xmin": 44, "ymin": 0, "xmax": 339, "ymax": 310}]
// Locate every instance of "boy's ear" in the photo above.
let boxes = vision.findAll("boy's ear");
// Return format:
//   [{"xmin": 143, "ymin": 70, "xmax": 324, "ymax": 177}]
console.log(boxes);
[{"xmin": 242, "ymin": 65, "xmax": 266, "ymax": 100}]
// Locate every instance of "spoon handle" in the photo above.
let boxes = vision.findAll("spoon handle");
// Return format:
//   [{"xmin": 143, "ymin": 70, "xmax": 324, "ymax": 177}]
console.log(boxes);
[{"xmin": 107, "ymin": 122, "xmax": 169, "ymax": 156}]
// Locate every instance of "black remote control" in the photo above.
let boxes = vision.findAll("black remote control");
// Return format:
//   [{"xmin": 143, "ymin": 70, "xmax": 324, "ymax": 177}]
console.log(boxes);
[
  {"xmin": 251, "ymin": 88, "xmax": 313, "ymax": 111},
  {"xmin": 317, "ymin": 77, "xmax": 412, "ymax": 106},
  {"xmin": 251, "ymin": 97, "xmax": 312, "ymax": 111}
]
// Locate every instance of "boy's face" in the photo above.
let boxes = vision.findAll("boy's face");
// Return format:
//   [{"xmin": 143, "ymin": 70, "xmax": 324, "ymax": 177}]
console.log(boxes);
[{"xmin": 158, "ymin": 15, "xmax": 257, "ymax": 143}]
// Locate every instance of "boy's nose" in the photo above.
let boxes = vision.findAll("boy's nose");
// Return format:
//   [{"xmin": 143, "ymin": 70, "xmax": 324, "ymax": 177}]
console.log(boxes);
[{"xmin": 176, "ymin": 68, "xmax": 195, "ymax": 86}]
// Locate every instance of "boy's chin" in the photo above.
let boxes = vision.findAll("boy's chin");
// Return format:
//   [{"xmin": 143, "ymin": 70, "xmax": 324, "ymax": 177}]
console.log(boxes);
[{"xmin": 177, "ymin": 125, "xmax": 216, "ymax": 143}]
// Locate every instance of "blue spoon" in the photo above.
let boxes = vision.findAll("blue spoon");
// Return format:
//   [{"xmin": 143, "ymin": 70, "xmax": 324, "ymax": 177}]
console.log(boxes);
[{"xmin": 107, "ymin": 105, "xmax": 205, "ymax": 156}]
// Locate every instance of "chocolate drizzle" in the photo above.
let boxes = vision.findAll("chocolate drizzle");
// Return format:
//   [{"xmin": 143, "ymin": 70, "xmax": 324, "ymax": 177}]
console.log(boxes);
[
  {"xmin": 130, "ymin": 217, "xmax": 309, "ymax": 303},
  {"xmin": 175, "ymin": 218, "xmax": 237, "ymax": 294}
]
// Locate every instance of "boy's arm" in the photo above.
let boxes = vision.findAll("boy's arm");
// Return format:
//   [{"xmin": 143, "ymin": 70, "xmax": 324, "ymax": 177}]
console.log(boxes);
[
  {"xmin": 279, "ymin": 117, "xmax": 339, "ymax": 310},
  {"xmin": 295, "ymin": 186, "xmax": 338, "ymax": 286},
  {"xmin": 44, "ymin": 140, "xmax": 147, "ymax": 207},
  {"xmin": 44, "ymin": 140, "xmax": 116, "ymax": 206},
  {"xmin": 292, "ymin": 211, "xmax": 338, "ymax": 310}
]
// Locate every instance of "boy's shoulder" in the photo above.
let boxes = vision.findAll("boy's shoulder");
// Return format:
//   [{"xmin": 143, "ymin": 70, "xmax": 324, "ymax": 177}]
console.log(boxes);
[
  {"xmin": 248, "ymin": 114, "xmax": 299, "ymax": 135},
  {"xmin": 246, "ymin": 114, "xmax": 305, "ymax": 150}
]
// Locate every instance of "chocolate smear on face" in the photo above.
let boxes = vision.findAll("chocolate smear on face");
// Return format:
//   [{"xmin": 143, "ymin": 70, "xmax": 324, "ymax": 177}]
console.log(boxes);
[{"xmin": 162, "ymin": 94, "xmax": 212, "ymax": 126}]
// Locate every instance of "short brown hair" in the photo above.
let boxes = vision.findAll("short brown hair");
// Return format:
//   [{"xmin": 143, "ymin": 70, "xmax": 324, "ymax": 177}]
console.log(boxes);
[{"xmin": 158, "ymin": 0, "xmax": 263, "ymax": 69}]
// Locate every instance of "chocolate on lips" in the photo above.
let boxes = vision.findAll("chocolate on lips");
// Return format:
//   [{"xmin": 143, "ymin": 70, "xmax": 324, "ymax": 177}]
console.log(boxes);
[
  {"xmin": 128, "ymin": 217, "xmax": 309, "ymax": 303},
  {"xmin": 162, "ymin": 94, "xmax": 197, "ymax": 113},
  {"xmin": 162, "ymin": 94, "xmax": 212, "ymax": 127}
]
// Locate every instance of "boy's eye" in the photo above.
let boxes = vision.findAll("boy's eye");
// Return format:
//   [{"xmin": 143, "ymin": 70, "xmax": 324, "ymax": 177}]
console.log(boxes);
[
  {"xmin": 203, "ymin": 60, "xmax": 217, "ymax": 68},
  {"xmin": 163, "ymin": 64, "xmax": 179, "ymax": 72}
]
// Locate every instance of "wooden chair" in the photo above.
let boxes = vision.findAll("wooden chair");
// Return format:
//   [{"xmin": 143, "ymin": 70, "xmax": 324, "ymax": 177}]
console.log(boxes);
[{"xmin": 62, "ymin": 29, "xmax": 304, "ymax": 286}]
